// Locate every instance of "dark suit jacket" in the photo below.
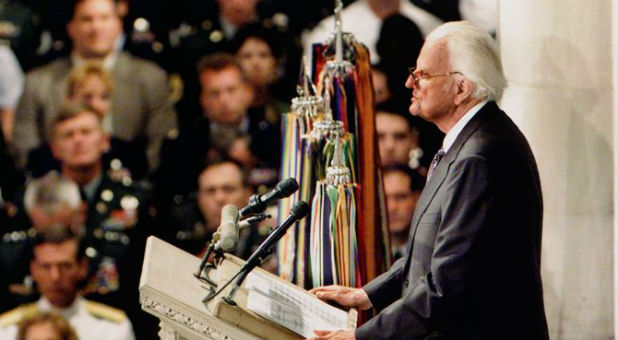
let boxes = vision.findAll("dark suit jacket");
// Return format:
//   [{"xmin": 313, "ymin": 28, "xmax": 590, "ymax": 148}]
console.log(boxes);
[
  {"xmin": 357, "ymin": 102, "xmax": 548, "ymax": 340},
  {"xmin": 13, "ymin": 52, "xmax": 177, "ymax": 172}
]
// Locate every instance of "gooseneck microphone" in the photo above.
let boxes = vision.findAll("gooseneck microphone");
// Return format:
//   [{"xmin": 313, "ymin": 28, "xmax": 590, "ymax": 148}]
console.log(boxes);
[
  {"xmin": 239, "ymin": 178, "xmax": 299, "ymax": 218},
  {"xmin": 241, "ymin": 200, "xmax": 309, "ymax": 271}
]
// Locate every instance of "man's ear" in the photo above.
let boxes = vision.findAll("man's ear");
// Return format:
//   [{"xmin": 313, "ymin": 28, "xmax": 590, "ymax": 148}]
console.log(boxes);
[
  {"xmin": 67, "ymin": 21, "xmax": 76, "ymax": 43},
  {"xmin": 453, "ymin": 78, "xmax": 474, "ymax": 105},
  {"xmin": 50, "ymin": 137, "xmax": 61, "ymax": 160},
  {"xmin": 78, "ymin": 258, "xmax": 89, "ymax": 280},
  {"xmin": 242, "ymin": 82, "xmax": 254, "ymax": 107},
  {"xmin": 101, "ymin": 132, "xmax": 111, "ymax": 153}
]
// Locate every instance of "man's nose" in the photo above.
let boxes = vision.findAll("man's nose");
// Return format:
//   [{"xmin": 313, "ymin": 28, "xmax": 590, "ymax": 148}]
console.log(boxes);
[
  {"xmin": 214, "ymin": 190, "xmax": 228, "ymax": 203},
  {"xmin": 405, "ymin": 76, "xmax": 415, "ymax": 89},
  {"xmin": 49, "ymin": 266, "xmax": 61, "ymax": 281}
]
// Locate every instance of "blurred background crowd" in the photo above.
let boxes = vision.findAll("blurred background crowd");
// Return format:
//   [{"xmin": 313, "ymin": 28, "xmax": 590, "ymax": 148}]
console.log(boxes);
[{"xmin": 0, "ymin": 0, "xmax": 496, "ymax": 339}]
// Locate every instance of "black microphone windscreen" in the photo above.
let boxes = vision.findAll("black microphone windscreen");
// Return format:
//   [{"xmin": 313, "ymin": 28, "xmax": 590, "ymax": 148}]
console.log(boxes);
[
  {"xmin": 276, "ymin": 178, "xmax": 299, "ymax": 197},
  {"xmin": 291, "ymin": 200, "xmax": 309, "ymax": 219}
]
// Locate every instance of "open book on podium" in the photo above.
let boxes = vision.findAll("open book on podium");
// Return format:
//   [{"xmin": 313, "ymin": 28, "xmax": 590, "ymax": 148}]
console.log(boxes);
[{"xmin": 139, "ymin": 236, "xmax": 358, "ymax": 340}]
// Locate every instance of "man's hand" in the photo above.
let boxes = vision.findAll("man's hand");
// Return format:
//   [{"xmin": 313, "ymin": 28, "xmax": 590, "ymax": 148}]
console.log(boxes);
[
  {"xmin": 307, "ymin": 329, "xmax": 355, "ymax": 340},
  {"xmin": 309, "ymin": 285, "xmax": 372, "ymax": 310}
]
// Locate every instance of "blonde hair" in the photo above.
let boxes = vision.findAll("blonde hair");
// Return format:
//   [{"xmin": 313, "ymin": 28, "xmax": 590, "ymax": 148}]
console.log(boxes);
[
  {"xmin": 66, "ymin": 62, "xmax": 113, "ymax": 99},
  {"xmin": 426, "ymin": 21, "xmax": 507, "ymax": 101},
  {"xmin": 17, "ymin": 311, "xmax": 79, "ymax": 340}
]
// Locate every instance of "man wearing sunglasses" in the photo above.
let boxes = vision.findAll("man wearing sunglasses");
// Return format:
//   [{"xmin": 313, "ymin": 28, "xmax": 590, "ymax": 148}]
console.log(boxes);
[{"xmin": 310, "ymin": 21, "xmax": 548, "ymax": 340}]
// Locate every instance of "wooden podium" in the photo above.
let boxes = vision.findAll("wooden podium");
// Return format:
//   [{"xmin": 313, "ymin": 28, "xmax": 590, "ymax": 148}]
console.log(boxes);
[{"xmin": 139, "ymin": 236, "xmax": 357, "ymax": 340}]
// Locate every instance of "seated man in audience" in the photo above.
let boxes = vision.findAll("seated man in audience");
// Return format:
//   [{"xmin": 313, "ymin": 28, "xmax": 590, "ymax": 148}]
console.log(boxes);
[
  {"xmin": 154, "ymin": 53, "xmax": 280, "ymax": 204},
  {"xmin": 382, "ymin": 164, "xmax": 425, "ymax": 260},
  {"xmin": 0, "ymin": 226, "xmax": 135, "ymax": 340},
  {"xmin": 162, "ymin": 159, "xmax": 270, "ymax": 261},
  {"xmin": 0, "ymin": 173, "xmax": 84, "ymax": 313},
  {"xmin": 376, "ymin": 99, "xmax": 444, "ymax": 174},
  {"xmin": 13, "ymin": 0, "xmax": 177, "ymax": 173},
  {"xmin": 47, "ymin": 102, "xmax": 153, "ymax": 337},
  {"xmin": 376, "ymin": 100, "xmax": 421, "ymax": 169}
]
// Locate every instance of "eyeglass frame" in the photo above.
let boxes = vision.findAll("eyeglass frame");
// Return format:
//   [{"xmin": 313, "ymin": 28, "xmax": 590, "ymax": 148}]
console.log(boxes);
[{"xmin": 407, "ymin": 67, "xmax": 463, "ymax": 88}]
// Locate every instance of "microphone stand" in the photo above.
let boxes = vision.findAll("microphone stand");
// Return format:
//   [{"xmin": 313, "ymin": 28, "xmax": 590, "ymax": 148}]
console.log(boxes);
[{"xmin": 202, "ymin": 249, "xmax": 268, "ymax": 305}]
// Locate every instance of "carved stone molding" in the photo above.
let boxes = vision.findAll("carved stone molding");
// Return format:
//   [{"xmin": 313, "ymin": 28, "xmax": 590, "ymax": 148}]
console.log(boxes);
[{"xmin": 141, "ymin": 295, "xmax": 230, "ymax": 340}]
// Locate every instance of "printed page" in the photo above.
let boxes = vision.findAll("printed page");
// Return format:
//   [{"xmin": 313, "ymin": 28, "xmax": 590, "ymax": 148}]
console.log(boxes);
[{"xmin": 245, "ymin": 271, "xmax": 350, "ymax": 338}]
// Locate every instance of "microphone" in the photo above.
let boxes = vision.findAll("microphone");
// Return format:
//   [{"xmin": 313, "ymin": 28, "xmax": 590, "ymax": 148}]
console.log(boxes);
[
  {"xmin": 239, "ymin": 178, "xmax": 299, "ymax": 218},
  {"xmin": 194, "ymin": 205, "xmax": 240, "ymax": 283},
  {"xmin": 216, "ymin": 200, "xmax": 310, "ymax": 305},
  {"xmin": 214, "ymin": 205, "xmax": 239, "ymax": 252},
  {"xmin": 242, "ymin": 200, "xmax": 309, "ymax": 271}
]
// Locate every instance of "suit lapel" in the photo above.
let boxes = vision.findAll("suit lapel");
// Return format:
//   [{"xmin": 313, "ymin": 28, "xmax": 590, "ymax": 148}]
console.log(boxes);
[{"xmin": 404, "ymin": 102, "xmax": 497, "ymax": 270}]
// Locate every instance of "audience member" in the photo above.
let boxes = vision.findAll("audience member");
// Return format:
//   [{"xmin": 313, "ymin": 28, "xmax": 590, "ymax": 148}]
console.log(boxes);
[
  {"xmin": 47, "ymin": 103, "xmax": 154, "ymax": 338},
  {"xmin": 302, "ymin": 0, "xmax": 441, "ymax": 65},
  {"xmin": 199, "ymin": 53, "xmax": 281, "ymax": 167},
  {"xmin": 0, "ymin": 226, "xmax": 135, "ymax": 340},
  {"xmin": 26, "ymin": 62, "xmax": 149, "ymax": 180},
  {"xmin": 154, "ymin": 53, "xmax": 280, "ymax": 204},
  {"xmin": 17, "ymin": 312, "xmax": 78, "ymax": 340},
  {"xmin": 0, "ymin": 46, "xmax": 25, "ymax": 203},
  {"xmin": 231, "ymin": 23, "xmax": 289, "ymax": 124},
  {"xmin": 158, "ymin": 159, "xmax": 270, "ymax": 261},
  {"xmin": 376, "ymin": 100, "xmax": 421, "ymax": 169},
  {"xmin": 376, "ymin": 99, "xmax": 443, "ymax": 174},
  {"xmin": 13, "ymin": 0, "xmax": 177, "ymax": 173},
  {"xmin": 371, "ymin": 65, "xmax": 392, "ymax": 105},
  {"xmin": 0, "ymin": 173, "xmax": 84, "ymax": 312},
  {"xmin": 196, "ymin": 159, "xmax": 272, "ymax": 261},
  {"xmin": 382, "ymin": 164, "xmax": 424, "ymax": 260},
  {"xmin": 0, "ymin": 45, "xmax": 24, "ymax": 145}
]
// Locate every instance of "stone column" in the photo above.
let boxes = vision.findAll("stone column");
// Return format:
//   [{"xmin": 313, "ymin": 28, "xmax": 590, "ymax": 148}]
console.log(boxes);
[{"xmin": 499, "ymin": 1, "xmax": 614, "ymax": 338}]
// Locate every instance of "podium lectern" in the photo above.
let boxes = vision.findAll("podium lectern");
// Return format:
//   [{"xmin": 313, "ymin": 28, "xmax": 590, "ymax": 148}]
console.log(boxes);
[{"xmin": 139, "ymin": 236, "xmax": 357, "ymax": 340}]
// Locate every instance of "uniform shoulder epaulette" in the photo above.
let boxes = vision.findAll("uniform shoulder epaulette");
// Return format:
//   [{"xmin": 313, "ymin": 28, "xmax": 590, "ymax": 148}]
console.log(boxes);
[
  {"xmin": 0, "ymin": 303, "xmax": 38, "ymax": 328},
  {"xmin": 84, "ymin": 300, "xmax": 127, "ymax": 323}
]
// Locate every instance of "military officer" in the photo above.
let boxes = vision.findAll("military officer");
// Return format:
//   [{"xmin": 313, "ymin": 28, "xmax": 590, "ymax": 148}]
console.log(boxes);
[
  {"xmin": 48, "ymin": 102, "xmax": 155, "ymax": 338},
  {"xmin": 0, "ymin": 226, "xmax": 135, "ymax": 340}
]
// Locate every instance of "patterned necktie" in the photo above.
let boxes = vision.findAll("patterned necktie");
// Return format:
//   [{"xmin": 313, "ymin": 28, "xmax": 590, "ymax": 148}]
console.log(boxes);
[{"xmin": 427, "ymin": 149, "xmax": 446, "ymax": 181}]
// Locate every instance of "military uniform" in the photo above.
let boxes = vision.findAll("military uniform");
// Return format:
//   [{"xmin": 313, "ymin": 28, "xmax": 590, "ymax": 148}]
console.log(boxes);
[
  {"xmin": 0, "ymin": 227, "xmax": 38, "ymax": 314},
  {"xmin": 26, "ymin": 138, "xmax": 149, "ymax": 181},
  {"xmin": 0, "ymin": 296, "xmax": 135, "ymax": 340},
  {"xmin": 79, "ymin": 172, "xmax": 158, "ymax": 340},
  {"xmin": 79, "ymin": 173, "xmax": 149, "ymax": 307}
]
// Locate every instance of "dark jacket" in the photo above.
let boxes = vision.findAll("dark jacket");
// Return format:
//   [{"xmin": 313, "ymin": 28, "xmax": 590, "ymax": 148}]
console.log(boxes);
[{"xmin": 357, "ymin": 102, "xmax": 548, "ymax": 340}]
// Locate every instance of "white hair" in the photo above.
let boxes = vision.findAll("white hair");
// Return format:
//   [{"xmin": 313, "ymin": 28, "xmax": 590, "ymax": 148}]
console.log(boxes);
[
  {"xmin": 425, "ymin": 21, "xmax": 507, "ymax": 101},
  {"xmin": 24, "ymin": 172, "xmax": 81, "ymax": 215}
]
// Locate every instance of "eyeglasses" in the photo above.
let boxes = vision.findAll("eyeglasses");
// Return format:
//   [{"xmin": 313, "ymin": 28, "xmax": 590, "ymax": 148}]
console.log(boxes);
[{"xmin": 407, "ymin": 67, "xmax": 462, "ymax": 88}]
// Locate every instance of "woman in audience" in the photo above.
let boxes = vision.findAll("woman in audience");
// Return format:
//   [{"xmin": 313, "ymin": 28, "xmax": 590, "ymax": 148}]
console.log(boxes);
[
  {"xmin": 230, "ymin": 23, "xmax": 289, "ymax": 127},
  {"xmin": 17, "ymin": 312, "xmax": 78, "ymax": 340}
]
